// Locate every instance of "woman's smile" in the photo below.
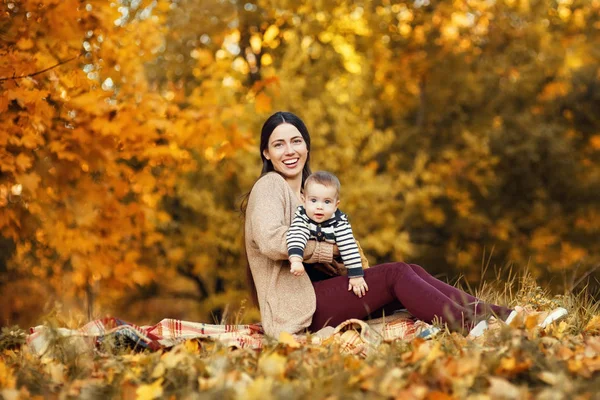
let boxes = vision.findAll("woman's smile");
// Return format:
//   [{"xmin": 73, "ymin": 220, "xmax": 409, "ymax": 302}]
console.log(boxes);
[{"xmin": 282, "ymin": 158, "xmax": 299, "ymax": 168}]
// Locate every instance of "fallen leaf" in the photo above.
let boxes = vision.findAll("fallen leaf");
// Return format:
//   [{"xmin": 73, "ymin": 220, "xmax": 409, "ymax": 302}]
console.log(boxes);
[
  {"xmin": 583, "ymin": 357, "xmax": 600, "ymax": 374},
  {"xmin": 0, "ymin": 389, "xmax": 20, "ymax": 400},
  {"xmin": 0, "ymin": 360, "xmax": 16, "ymax": 389},
  {"xmin": 584, "ymin": 315, "xmax": 600, "ymax": 334},
  {"xmin": 278, "ymin": 331, "xmax": 300, "ymax": 348},
  {"xmin": 184, "ymin": 339, "xmax": 199, "ymax": 353},
  {"xmin": 257, "ymin": 353, "xmax": 286, "ymax": 379},
  {"xmin": 160, "ymin": 351, "xmax": 187, "ymax": 369},
  {"xmin": 567, "ymin": 359, "xmax": 590, "ymax": 378},
  {"xmin": 150, "ymin": 362, "xmax": 165, "ymax": 379},
  {"xmin": 487, "ymin": 377, "xmax": 520, "ymax": 399},
  {"xmin": 425, "ymin": 391, "xmax": 454, "ymax": 400},
  {"xmin": 495, "ymin": 356, "xmax": 532, "ymax": 377},
  {"xmin": 136, "ymin": 378, "xmax": 163, "ymax": 400},
  {"xmin": 537, "ymin": 371, "xmax": 559, "ymax": 385},
  {"xmin": 198, "ymin": 376, "xmax": 218, "ymax": 390},
  {"xmin": 243, "ymin": 376, "xmax": 275, "ymax": 400}
]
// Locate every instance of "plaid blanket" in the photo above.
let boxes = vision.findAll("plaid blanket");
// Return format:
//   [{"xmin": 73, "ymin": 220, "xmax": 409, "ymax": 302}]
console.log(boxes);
[{"xmin": 27, "ymin": 312, "xmax": 436, "ymax": 357}]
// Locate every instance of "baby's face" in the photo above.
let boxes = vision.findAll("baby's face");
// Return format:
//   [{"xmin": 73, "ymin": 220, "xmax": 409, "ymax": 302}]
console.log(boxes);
[{"xmin": 303, "ymin": 182, "xmax": 339, "ymax": 223}]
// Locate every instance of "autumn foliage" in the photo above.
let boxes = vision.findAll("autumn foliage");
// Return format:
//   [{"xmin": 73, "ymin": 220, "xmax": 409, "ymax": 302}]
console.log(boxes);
[{"xmin": 1, "ymin": 0, "xmax": 599, "ymax": 328}]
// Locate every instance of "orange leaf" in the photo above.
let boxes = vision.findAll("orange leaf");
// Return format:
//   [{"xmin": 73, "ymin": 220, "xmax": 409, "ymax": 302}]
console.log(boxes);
[
  {"xmin": 255, "ymin": 92, "xmax": 272, "ymax": 114},
  {"xmin": 0, "ymin": 359, "xmax": 17, "ymax": 389},
  {"xmin": 15, "ymin": 153, "xmax": 33, "ymax": 171},
  {"xmin": 16, "ymin": 172, "xmax": 41, "ymax": 194},
  {"xmin": 495, "ymin": 356, "xmax": 532, "ymax": 377},
  {"xmin": 0, "ymin": 95, "xmax": 8, "ymax": 113},
  {"xmin": 21, "ymin": 126, "xmax": 44, "ymax": 149},
  {"xmin": 16, "ymin": 38, "xmax": 34, "ymax": 50},
  {"xmin": 426, "ymin": 392, "xmax": 454, "ymax": 400},
  {"xmin": 584, "ymin": 315, "xmax": 600, "ymax": 334},
  {"xmin": 590, "ymin": 135, "xmax": 600, "ymax": 150}
]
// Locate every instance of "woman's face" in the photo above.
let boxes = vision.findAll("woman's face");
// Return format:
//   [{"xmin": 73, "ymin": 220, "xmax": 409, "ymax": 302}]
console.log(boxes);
[{"xmin": 263, "ymin": 123, "xmax": 308, "ymax": 181}]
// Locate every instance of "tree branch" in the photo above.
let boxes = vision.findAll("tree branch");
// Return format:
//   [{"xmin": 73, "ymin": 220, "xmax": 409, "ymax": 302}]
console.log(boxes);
[
  {"xmin": 177, "ymin": 264, "xmax": 210, "ymax": 300},
  {"xmin": 416, "ymin": 75, "xmax": 427, "ymax": 128},
  {"xmin": 0, "ymin": 55, "xmax": 79, "ymax": 82}
]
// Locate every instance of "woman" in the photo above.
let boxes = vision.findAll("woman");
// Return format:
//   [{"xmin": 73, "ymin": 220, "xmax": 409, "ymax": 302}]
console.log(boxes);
[{"xmin": 242, "ymin": 111, "xmax": 515, "ymax": 338}]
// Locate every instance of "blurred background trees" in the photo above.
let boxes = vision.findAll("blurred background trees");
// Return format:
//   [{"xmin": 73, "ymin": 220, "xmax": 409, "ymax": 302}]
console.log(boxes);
[{"xmin": 1, "ymin": 0, "xmax": 599, "ymax": 327}]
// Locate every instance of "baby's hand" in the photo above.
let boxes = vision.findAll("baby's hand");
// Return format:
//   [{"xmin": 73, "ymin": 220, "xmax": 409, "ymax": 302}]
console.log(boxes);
[
  {"xmin": 290, "ymin": 261, "xmax": 305, "ymax": 276},
  {"xmin": 348, "ymin": 277, "xmax": 369, "ymax": 298}
]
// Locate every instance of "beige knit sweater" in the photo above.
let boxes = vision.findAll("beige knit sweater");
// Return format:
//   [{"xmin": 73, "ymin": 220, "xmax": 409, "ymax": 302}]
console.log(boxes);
[{"xmin": 245, "ymin": 172, "xmax": 335, "ymax": 338}]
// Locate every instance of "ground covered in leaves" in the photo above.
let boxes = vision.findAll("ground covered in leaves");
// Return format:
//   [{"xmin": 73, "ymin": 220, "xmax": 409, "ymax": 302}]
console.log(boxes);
[{"xmin": 1, "ymin": 288, "xmax": 600, "ymax": 400}]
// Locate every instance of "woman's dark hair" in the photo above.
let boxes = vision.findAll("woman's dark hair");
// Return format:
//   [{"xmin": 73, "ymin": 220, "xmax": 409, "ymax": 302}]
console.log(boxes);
[{"xmin": 241, "ymin": 111, "xmax": 313, "ymax": 306}]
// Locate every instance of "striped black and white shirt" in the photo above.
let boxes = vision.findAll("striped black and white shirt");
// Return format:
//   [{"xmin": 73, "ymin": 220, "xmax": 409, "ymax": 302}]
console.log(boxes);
[{"xmin": 286, "ymin": 206, "xmax": 363, "ymax": 278}]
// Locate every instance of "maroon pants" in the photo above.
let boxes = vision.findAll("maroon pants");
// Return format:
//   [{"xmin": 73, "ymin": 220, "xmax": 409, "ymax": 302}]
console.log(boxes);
[{"xmin": 309, "ymin": 262, "xmax": 512, "ymax": 333}]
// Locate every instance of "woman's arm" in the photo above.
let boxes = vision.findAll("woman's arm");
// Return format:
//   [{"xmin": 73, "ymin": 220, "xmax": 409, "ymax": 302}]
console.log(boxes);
[
  {"xmin": 247, "ymin": 173, "xmax": 336, "ymax": 263},
  {"xmin": 247, "ymin": 175, "xmax": 295, "ymax": 260}
]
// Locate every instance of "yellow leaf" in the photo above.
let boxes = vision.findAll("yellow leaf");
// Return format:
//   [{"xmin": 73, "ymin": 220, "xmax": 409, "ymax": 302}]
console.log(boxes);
[
  {"xmin": 343, "ymin": 60, "xmax": 362, "ymax": 74},
  {"xmin": 278, "ymin": 332, "xmax": 300, "ymax": 348},
  {"xmin": 70, "ymin": 91, "xmax": 111, "ymax": 115},
  {"xmin": 263, "ymin": 25, "xmax": 280, "ymax": 43},
  {"xmin": 184, "ymin": 339, "xmax": 199, "ymax": 353},
  {"xmin": 17, "ymin": 38, "xmax": 34, "ymax": 50},
  {"xmin": 136, "ymin": 378, "xmax": 163, "ymax": 400},
  {"xmin": 584, "ymin": 315, "xmax": 600, "ymax": 334},
  {"xmin": 160, "ymin": 351, "xmax": 187, "ymax": 369},
  {"xmin": 244, "ymin": 376, "xmax": 275, "ymax": 399},
  {"xmin": 0, "ymin": 359, "xmax": 17, "ymax": 389},
  {"xmin": 150, "ymin": 363, "xmax": 165, "ymax": 379},
  {"xmin": 258, "ymin": 353, "xmax": 287, "ymax": 379},
  {"xmin": 423, "ymin": 207, "xmax": 446, "ymax": 226},
  {"xmin": 250, "ymin": 34, "xmax": 262, "ymax": 53},
  {"xmin": 154, "ymin": 0, "xmax": 171, "ymax": 12}
]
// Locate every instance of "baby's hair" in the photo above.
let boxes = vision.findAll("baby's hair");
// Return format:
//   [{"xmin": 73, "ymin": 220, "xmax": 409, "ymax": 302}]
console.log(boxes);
[{"xmin": 304, "ymin": 171, "xmax": 341, "ymax": 198}]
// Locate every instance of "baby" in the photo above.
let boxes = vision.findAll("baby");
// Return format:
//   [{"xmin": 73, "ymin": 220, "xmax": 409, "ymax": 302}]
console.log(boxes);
[{"xmin": 286, "ymin": 171, "xmax": 364, "ymax": 282}]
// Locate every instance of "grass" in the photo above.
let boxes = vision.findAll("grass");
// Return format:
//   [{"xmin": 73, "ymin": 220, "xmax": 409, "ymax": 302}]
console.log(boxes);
[{"xmin": 1, "ymin": 269, "xmax": 599, "ymax": 399}]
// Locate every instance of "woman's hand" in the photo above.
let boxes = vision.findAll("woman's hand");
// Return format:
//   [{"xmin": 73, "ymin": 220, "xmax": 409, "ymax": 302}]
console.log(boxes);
[
  {"xmin": 333, "ymin": 244, "xmax": 340, "ymax": 256},
  {"xmin": 348, "ymin": 277, "xmax": 369, "ymax": 298}
]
